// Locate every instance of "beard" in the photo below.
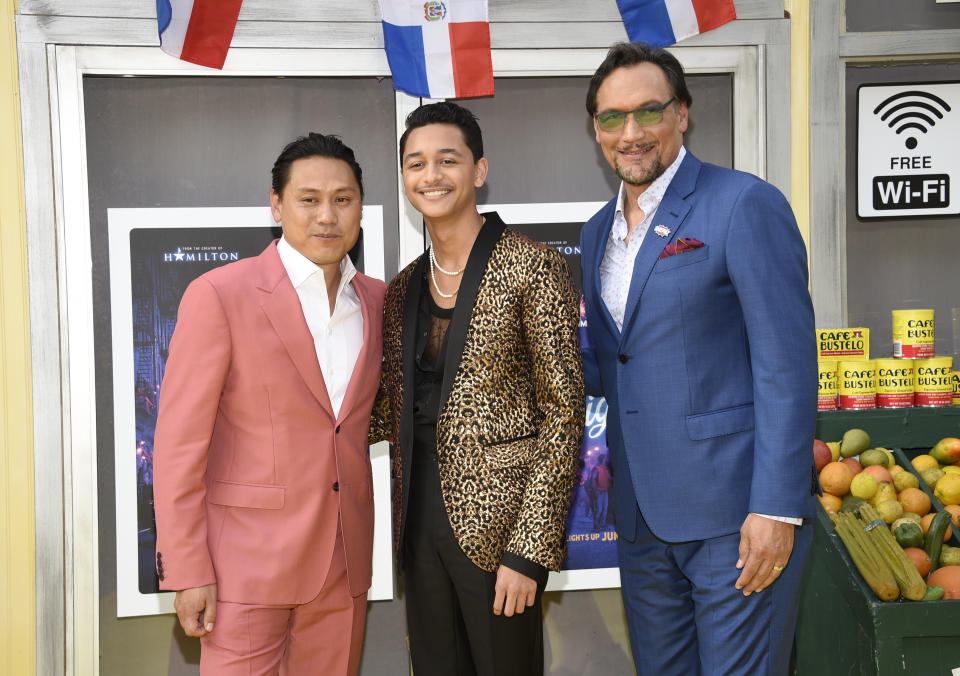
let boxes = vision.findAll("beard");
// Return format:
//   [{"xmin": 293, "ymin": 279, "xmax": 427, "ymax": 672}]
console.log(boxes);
[{"xmin": 615, "ymin": 151, "xmax": 666, "ymax": 187}]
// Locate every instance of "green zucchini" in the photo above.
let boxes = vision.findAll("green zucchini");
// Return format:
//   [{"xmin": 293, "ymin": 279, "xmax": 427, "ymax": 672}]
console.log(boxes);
[
  {"xmin": 922, "ymin": 585, "xmax": 945, "ymax": 601},
  {"xmin": 924, "ymin": 511, "xmax": 952, "ymax": 572}
]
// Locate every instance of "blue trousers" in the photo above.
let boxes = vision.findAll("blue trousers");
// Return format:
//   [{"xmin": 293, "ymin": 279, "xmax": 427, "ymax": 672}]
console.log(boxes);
[{"xmin": 617, "ymin": 507, "xmax": 811, "ymax": 676}]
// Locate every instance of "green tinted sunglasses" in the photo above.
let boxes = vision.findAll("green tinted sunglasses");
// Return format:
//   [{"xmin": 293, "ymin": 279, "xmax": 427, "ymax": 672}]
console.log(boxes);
[{"xmin": 595, "ymin": 97, "xmax": 676, "ymax": 132}]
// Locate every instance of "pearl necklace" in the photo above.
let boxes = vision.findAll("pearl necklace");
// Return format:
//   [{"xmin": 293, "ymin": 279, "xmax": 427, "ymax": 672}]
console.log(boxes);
[
  {"xmin": 429, "ymin": 246, "xmax": 464, "ymax": 275},
  {"xmin": 428, "ymin": 246, "xmax": 463, "ymax": 299}
]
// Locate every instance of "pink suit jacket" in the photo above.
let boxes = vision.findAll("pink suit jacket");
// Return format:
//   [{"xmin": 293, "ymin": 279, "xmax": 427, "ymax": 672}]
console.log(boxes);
[{"xmin": 153, "ymin": 240, "xmax": 385, "ymax": 605}]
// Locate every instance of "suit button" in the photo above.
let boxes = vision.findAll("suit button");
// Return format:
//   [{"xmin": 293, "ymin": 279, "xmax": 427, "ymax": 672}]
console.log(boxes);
[
  {"xmin": 619, "ymin": 354, "xmax": 629, "ymax": 363},
  {"xmin": 335, "ymin": 425, "xmax": 341, "ymax": 434},
  {"xmin": 333, "ymin": 481, "xmax": 339, "ymax": 492}
]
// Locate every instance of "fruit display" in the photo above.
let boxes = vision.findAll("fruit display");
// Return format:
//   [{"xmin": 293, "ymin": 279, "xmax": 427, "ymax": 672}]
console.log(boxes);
[{"xmin": 814, "ymin": 430, "xmax": 960, "ymax": 601}]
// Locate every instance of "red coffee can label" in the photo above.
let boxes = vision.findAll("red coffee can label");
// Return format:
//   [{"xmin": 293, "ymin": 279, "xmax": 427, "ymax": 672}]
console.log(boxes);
[
  {"xmin": 877, "ymin": 392, "xmax": 914, "ymax": 407},
  {"xmin": 839, "ymin": 394, "xmax": 878, "ymax": 409}
]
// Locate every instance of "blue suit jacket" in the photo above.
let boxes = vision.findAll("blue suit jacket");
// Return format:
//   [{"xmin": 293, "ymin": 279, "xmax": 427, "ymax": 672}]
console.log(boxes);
[{"xmin": 580, "ymin": 152, "xmax": 818, "ymax": 543}]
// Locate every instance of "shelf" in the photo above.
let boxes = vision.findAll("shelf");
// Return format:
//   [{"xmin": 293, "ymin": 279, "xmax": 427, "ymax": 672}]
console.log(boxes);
[{"xmin": 816, "ymin": 407, "xmax": 960, "ymax": 451}]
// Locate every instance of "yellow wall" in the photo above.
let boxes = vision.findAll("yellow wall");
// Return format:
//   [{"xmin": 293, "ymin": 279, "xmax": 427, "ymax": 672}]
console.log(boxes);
[
  {"xmin": 0, "ymin": 1, "xmax": 36, "ymax": 675},
  {"xmin": 784, "ymin": 0, "xmax": 811, "ymax": 254}
]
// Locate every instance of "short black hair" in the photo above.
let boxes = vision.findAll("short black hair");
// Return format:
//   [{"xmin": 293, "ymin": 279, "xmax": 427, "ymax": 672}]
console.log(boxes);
[
  {"xmin": 398, "ymin": 102, "xmax": 484, "ymax": 164},
  {"xmin": 271, "ymin": 133, "xmax": 364, "ymax": 198},
  {"xmin": 585, "ymin": 42, "xmax": 693, "ymax": 116}
]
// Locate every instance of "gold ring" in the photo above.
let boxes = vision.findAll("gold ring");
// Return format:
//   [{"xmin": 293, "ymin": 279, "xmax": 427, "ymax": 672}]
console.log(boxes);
[{"xmin": 772, "ymin": 565, "xmax": 784, "ymax": 573}]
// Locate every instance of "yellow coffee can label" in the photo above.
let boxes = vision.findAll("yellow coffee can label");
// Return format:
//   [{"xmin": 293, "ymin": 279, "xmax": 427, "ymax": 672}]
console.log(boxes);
[
  {"xmin": 953, "ymin": 371, "xmax": 960, "ymax": 406},
  {"xmin": 875, "ymin": 358, "xmax": 914, "ymax": 408},
  {"xmin": 915, "ymin": 356, "xmax": 953, "ymax": 406},
  {"xmin": 818, "ymin": 361, "xmax": 838, "ymax": 411},
  {"xmin": 817, "ymin": 328, "xmax": 870, "ymax": 360},
  {"xmin": 838, "ymin": 359, "xmax": 877, "ymax": 409},
  {"xmin": 892, "ymin": 309, "xmax": 935, "ymax": 359}
]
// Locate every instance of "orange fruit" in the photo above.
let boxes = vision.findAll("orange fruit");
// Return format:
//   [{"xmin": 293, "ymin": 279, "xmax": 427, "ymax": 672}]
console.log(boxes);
[
  {"xmin": 942, "ymin": 504, "xmax": 960, "ymax": 530},
  {"xmin": 927, "ymin": 566, "xmax": 960, "ymax": 599},
  {"xmin": 818, "ymin": 494, "xmax": 842, "ymax": 514},
  {"xmin": 862, "ymin": 465, "xmax": 893, "ymax": 484},
  {"xmin": 819, "ymin": 462, "xmax": 855, "ymax": 497},
  {"xmin": 900, "ymin": 487, "xmax": 932, "ymax": 517},
  {"xmin": 903, "ymin": 547, "xmax": 932, "ymax": 577},
  {"xmin": 912, "ymin": 454, "xmax": 940, "ymax": 473}
]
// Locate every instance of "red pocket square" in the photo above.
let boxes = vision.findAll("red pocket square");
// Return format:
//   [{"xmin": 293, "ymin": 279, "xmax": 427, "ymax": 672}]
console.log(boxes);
[{"xmin": 659, "ymin": 238, "xmax": 704, "ymax": 259}]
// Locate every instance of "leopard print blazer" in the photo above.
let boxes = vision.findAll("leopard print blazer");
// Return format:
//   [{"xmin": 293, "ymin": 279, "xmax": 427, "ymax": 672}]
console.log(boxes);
[{"xmin": 372, "ymin": 220, "xmax": 585, "ymax": 573}]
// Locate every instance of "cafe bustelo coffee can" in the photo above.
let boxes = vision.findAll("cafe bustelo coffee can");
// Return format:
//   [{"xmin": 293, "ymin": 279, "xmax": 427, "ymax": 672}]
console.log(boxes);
[
  {"xmin": 818, "ymin": 361, "xmax": 838, "ymax": 410},
  {"xmin": 838, "ymin": 360, "xmax": 877, "ymax": 409},
  {"xmin": 892, "ymin": 309, "xmax": 935, "ymax": 359},
  {"xmin": 875, "ymin": 358, "xmax": 914, "ymax": 408},
  {"xmin": 915, "ymin": 356, "xmax": 953, "ymax": 407}
]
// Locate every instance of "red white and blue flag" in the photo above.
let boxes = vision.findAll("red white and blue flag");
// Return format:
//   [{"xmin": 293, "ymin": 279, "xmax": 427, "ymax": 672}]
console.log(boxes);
[
  {"xmin": 379, "ymin": 0, "xmax": 494, "ymax": 99},
  {"xmin": 156, "ymin": 0, "xmax": 244, "ymax": 69},
  {"xmin": 615, "ymin": 0, "xmax": 736, "ymax": 47}
]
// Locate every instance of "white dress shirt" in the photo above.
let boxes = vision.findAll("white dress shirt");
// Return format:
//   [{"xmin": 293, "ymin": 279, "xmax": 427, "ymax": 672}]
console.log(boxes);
[
  {"xmin": 597, "ymin": 148, "xmax": 800, "ymax": 527},
  {"xmin": 277, "ymin": 236, "xmax": 364, "ymax": 419},
  {"xmin": 599, "ymin": 147, "xmax": 686, "ymax": 331}
]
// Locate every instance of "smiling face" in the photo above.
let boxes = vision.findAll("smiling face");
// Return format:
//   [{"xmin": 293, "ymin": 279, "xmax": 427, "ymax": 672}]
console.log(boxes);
[
  {"xmin": 593, "ymin": 62, "xmax": 688, "ymax": 193},
  {"xmin": 270, "ymin": 155, "xmax": 362, "ymax": 269},
  {"xmin": 400, "ymin": 123, "xmax": 488, "ymax": 223}
]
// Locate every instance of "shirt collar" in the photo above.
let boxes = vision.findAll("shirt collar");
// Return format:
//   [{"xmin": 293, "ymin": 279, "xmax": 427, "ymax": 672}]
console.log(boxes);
[
  {"xmin": 612, "ymin": 145, "xmax": 687, "ymax": 241},
  {"xmin": 276, "ymin": 235, "xmax": 357, "ymax": 299}
]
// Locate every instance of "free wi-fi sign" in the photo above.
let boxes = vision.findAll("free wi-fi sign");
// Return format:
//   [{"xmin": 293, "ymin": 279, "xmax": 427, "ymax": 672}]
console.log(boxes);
[{"xmin": 858, "ymin": 81, "xmax": 959, "ymax": 218}]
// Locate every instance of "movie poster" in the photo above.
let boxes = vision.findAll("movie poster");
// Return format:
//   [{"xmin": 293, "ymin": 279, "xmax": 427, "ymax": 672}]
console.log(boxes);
[
  {"xmin": 482, "ymin": 202, "xmax": 620, "ymax": 591},
  {"xmin": 109, "ymin": 207, "xmax": 390, "ymax": 617}
]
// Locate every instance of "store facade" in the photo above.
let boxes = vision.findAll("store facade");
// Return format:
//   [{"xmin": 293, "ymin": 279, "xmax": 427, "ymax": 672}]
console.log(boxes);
[{"xmin": 3, "ymin": 0, "xmax": 957, "ymax": 674}]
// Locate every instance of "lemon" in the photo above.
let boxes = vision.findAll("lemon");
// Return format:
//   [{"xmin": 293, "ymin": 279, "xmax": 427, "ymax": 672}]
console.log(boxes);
[
  {"xmin": 912, "ymin": 454, "xmax": 940, "ymax": 473},
  {"xmin": 870, "ymin": 482, "xmax": 898, "ymax": 507},
  {"xmin": 893, "ymin": 470, "xmax": 920, "ymax": 492},
  {"xmin": 876, "ymin": 500, "xmax": 904, "ymax": 524},
  {"xmin": 943, "ymin": 465, "xmax": 960, "ymax": 476},
  {"xmin": 934, "ymin": 474, "xmax": 960, "ymax": 506},
  {"xmin": 922, "ymin": 467, "xmax": 946, "ymax": 489},
  {"xmin": 850, "ymin": 472, "xmax": 879, "ymax": 500}
]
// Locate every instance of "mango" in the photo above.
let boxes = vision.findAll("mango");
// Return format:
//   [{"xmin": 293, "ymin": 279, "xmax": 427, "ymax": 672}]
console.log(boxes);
[
  {"xmin": 931, "ymin": 437, "xmax": 960, "ymax": 465},
  {"xmin": 840, "ymin": 428, "xmax": 871, "ymax": 458}
]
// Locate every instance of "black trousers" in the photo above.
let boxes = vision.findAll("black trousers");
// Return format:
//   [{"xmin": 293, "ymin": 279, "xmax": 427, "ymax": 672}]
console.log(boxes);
[{"xmin": 404, "ymin": 443, "xmax": 545, "ymax": 676}]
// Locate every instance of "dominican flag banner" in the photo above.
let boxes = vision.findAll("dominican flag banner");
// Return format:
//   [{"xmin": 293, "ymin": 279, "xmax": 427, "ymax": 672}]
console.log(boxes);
[
  {"xmin": 615, "ymin": 0, "xmax": 736, "ymax": 47},
  {"xmin": 379, "ymin": 0, "xmax": 494, "ymax": 99},
  {"xmin": 156, "ymin": 0, "xmax": 244, "ymax": 69}
]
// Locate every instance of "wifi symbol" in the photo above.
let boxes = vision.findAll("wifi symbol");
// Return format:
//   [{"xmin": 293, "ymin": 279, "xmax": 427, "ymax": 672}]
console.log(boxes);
[{"xmin": 873, "ymin": 90, "xmax": 952, "ymax": 150}]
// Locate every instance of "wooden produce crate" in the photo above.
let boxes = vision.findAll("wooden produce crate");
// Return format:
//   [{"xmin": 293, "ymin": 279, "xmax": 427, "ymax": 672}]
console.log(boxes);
[{"xmin": 794, "ymin": 502, "xmax": 960, "ymax": 675}]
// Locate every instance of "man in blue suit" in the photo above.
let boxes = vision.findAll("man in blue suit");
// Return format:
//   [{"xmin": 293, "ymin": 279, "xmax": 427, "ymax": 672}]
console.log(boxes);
[{"xmin": 579, "ymin": 43, "xmax": 818, "ymax": 675}]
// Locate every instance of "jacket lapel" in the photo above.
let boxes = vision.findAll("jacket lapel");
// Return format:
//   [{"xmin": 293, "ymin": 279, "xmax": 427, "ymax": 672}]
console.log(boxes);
[
  {"xmin": 399, "ymin": 254, "xmax": 427, "ymax": 458},
  {"xmin": 256, "ymin": 242, "xmax": 336, "ymax": 420},
  {"xmin": 587, "ymin": 198, "xmax": 623, "ymax": 339},
  {"xmin": 337, "ymin": 273, "xmax": 377, "ymax": 422},
  {"xmin": 439, "ymin": 213, "xmax": 506, "ymax": 411},
  {"xmin": 619, "ymin": 154, "xmax": 700, "ymax": 343}
]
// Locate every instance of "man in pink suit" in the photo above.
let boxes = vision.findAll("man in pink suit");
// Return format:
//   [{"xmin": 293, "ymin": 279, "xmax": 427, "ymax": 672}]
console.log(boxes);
[{"xmin": 153, "ymin": 133, "xmax": 386, "ymax": 675}]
